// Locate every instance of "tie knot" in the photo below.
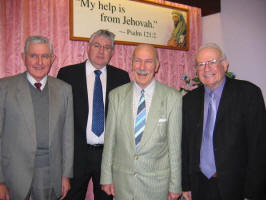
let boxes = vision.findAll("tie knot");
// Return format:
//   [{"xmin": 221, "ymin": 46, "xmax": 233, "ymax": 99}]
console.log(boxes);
[
  {"xmin": 209, "ymin": 91, "xmax": 214, "ymax": 98},
  {"xmin": 141, "ymin": 89, "xmax": 145, "ymax": 95},
  {"xmin": 94, "ymin": 70, "xmax": 102, "ymax": 77},
  {"xmin": 34, "ymin": 82, "xmax": 42, "ymax": 91}
]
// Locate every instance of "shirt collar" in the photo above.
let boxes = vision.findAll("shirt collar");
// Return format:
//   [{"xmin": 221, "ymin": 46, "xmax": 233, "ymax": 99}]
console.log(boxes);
[
  {"xmin": 86, "ymin": 59, "xmax": 107, "ymax": 74},
  {"xmin": 204, "ymin": 78, "xmax": 226, "ymax": 98},
  {"xmin": 26, "ymin": 72, "xmax": 47, "ymax": 90},
  {"xmin": 134, "ymin": 78, "xmax": 156, "ymax": 94}
]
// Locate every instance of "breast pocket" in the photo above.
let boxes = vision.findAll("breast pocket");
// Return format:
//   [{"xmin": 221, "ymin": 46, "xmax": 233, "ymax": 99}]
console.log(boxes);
[{"xmin": 154, "ymin": 120, "xmax": 168, "ymax": 141}]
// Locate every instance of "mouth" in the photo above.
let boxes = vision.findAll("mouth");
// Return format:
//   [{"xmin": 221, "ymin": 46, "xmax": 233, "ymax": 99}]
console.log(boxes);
[
  {"xmin": 136, "ymin": 70, "xmax": 149, "ymax": 76},
  {"xmin": 33, "ymin": 66, "xmax": 45, "ymax": 70},
  {"xmin": 96, "ymin": 54, "xmax": 105, "ymax": 59},
  {"xmin": 204, "ymin": 73, "xmax": 215, "ymax": 78}
]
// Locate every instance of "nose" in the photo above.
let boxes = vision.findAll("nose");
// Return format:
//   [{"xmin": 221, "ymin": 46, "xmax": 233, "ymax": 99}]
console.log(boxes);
[
  {"xmin": 139, "ymin": 60, "xmax": 146, "ymax": 70},
  {"xmin": 203, "ymin": 63, "xmax": 212, "ymax": 71},
  {"xmin": 98, "ymin": 46, "xmax": 105, "ymax": 54},
  {"xmin": 37, "ymin": 55, "xmax": 43, "ymax": 65}
]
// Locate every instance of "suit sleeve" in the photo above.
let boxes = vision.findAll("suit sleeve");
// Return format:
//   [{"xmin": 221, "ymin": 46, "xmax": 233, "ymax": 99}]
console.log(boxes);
[
  {"xmin": 121, "ymin": 72, "xmax": 130, "ymax": 84},
  {"xmin": 100, "ymin": 91, "xmax": 117, "ymax": 184},
  {"xmin": 0, "ymin": 82, "xmax": 6, "ymax": 183},
  {"xmin": 62, "ymin": 84, "xmax": 74, "ymax": 178},
  {"xmin": 244, "ymin": 86, "xmax": 266, "ymax": 198},
  {"xmin": 57, "ymin": 68, "xmax": 67, "ymax": 82},
  {"xmin": 181, "ymin": 95, "xmax": 191, "ymax": 191},
  {"xmin": 168, "ymin": 92, "xmax": 182, "ymax": 193}
]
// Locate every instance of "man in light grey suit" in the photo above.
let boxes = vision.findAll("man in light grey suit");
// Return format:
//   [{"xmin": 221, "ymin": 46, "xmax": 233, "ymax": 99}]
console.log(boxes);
[
  {"xmin": 101, "ymin": 44, "xmax": 182, "ymax": 200},
  {"xmin": 0, "ymin": 36, "xmax": 74, "ymax": 200}
]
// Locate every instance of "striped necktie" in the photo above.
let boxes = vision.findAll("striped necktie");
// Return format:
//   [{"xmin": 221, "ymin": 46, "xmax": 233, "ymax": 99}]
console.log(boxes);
[{"xmin": 135, "ymin": 90, "xmax": 146, "ymax": 149}]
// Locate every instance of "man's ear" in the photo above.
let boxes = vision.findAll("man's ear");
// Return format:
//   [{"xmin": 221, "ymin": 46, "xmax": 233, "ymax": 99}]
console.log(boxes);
[
  {"xmin": 21, "ymin": 52, "xmax": 26, "ymax": 64},
  {"xmin": 223, "ymin": 59, "xmax": 229, "ymax": 72},
  {"xmin": 21, "ymin": 53, "xmax": 25, "ymax": 60},
  {"xmin": 111, "ymin": 48, "xmax": 114, "ymax": 57},
  {"xmin": 155, "ymin": 61, "xmax": 160, "ymax": 73},
  {"xmin": 51, "ymin": 54, "xmax": 56, "ymax": 64}
]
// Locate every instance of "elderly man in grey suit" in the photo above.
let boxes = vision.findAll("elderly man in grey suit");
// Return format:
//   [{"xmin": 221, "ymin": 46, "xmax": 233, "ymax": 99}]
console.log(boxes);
[
  {"xmin": 0, "ymin": 36, "xmax": 74, "ymax": 200},
  {"xmin": 100, "ymin": 44, "xmax": 182, "ymax": 200}
]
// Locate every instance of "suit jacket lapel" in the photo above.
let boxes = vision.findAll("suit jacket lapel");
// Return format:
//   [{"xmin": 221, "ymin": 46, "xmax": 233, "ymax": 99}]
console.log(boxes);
[
  {"xmin": 215, "ymin": 78, "xmax": 232, "ymax": 124},
  {"xmin": 105, "ymin": 65, "xmax": 117, "ymax": 118},
  {"xmin": 16, "ymin": 73, "xmax": 36, "ymax": 145},
  {"xmin": 79, "ymin": 63, "xmax": 90, "ymax": 128},
  {"xmin": 195, "ymin": 86, "xmax": 205, "ymax": 157},
  {"xmin": 47, "ymin": 77, "xmax": 58, "ymax": 147},
  {"xmin": 213, "ymin": 78, "xmax": 233, "ymax": 137},
  {"xmin": 106, "ymin": 65, "xmax": 112, "ymax": 99},
  {"xmin": 124, "ymin": 83, "xmax": 135, "ymax": 148},
  {"xmin": 138, "ymin": 81, "xmax": 162, "ymax": 150}
]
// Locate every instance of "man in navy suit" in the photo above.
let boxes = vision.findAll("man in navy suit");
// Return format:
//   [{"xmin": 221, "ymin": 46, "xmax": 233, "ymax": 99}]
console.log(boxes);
[
  {"xmin": 182, "ymin": 43, "xmax": 266, "ymax": 200},
  {"xmin": 57, "ymin": 30, "xmax": 130, "ymax": 200}
]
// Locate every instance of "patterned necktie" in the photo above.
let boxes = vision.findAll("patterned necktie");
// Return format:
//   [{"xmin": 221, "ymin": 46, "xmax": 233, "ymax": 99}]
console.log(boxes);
[
  {"xmin": 135, "ymin": 90, "xmax": 146, "ymax": 149},
  {"xmin": 91, "ymin": 70, "xmax": 104, "ymax": 137},
  {"xmin": 200, "ymin": 91, "xmax": 217, "ymax": 179},
  {"xmin": 34, "ymin": 82, "xmax": 42, "ymax": 91}
]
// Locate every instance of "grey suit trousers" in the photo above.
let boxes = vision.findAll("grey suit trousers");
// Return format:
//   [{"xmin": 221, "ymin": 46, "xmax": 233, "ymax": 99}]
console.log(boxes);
[{"xmin": 26, "ymin": 167, "xmax": 57, "ymax": 200}]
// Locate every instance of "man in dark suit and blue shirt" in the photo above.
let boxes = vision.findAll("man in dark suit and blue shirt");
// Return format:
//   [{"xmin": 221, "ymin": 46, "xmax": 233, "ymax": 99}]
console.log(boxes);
[
  {"xmin": 57, "ymin": 29, "xmax": 130, "ymax": 200},
  {"xmin": 182, "ymin": 43, "xmax": 266, "ymax": 200}
]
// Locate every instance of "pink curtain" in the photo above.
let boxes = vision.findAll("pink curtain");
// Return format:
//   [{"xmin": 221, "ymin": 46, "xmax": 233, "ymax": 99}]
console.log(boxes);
[{"xmin": 0, "ymin": 0, "xmax": 201, "ymax": 199}]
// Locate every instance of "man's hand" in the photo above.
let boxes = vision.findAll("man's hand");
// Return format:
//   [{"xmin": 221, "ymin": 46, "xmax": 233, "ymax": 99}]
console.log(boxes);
[
  {"xmin": 59, "ymin": 177, "xmax": 70, "ymax": 200},
  {"xmin": 168, "ymin": 192, "xmax": 181, "ymax": 200},
  {"xmin": 182, "ymin": 191, "xmax": 192, "ymax": 200},
  {"xmin": 0, "ymin": 184, "xmax": 10, "ymax": 200},
  {"xmin": 101, "ymin": 184, "xmax": 115, "ymax": 196}
]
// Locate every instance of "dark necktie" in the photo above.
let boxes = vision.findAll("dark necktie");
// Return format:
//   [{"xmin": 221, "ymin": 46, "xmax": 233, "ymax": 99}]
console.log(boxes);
[
  {"xmin": 200, "ymin": 91, "xmax": 217, "ymax": 178},
  {"xmin": 91, "ymin": 70, "xmax": 104, "ymax": 137},
  {"xmin": 34, "ymin": 82, "xmax": 42, "ymax": 91},
  {"xmin": 135, "ymin": 90, "xmax": 146, "ymax": 149}
]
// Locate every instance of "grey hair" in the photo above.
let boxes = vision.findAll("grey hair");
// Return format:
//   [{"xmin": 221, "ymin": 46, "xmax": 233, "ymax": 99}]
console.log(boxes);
[
  {"xmin": 24, "ymin": 35, "xmax": 53, "ymax": 55},
  {"xmin": 197, "ymin": 43, "xmax": 227, "ymax": 61},
  {"xmin": 89, "ymin": 29, "xmax": 115, "ymax": 48}
]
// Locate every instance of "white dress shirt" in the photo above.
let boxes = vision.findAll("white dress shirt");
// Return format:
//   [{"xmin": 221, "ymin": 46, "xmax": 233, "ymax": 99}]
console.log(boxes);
[
  {"xmin": 133, "ymin": 79, "xmax": 155, "ymax": 125},
  {"xmin": 85, "ymin": 60, "xmax": 107, "ymax": 145},
  {"xmin": 27, "ymin": 72, "xmax": 47, "ymax": 91}
]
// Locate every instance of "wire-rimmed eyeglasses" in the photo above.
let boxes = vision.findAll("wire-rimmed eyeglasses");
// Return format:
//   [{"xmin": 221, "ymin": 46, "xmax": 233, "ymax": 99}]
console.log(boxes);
[{"xmin": 196, "ymin": 58, "xmax": 224, "ymax": 70}]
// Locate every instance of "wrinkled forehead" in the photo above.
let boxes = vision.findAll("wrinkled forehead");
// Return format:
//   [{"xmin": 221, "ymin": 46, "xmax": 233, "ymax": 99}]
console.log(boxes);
[
  {"xmin": 27, "ymin": 43, "xmax": 51, "ymax": 54},
  {"xmin": 133, "ymin": 45, "xmax": 158, "ymax": 60},
  {"xmin": 90, "ymin": 35, "xmax": 112, "ymax": 45},
  {"xmin": 196, "ymin": 47, "xmax": 222, "ymax": 62}
]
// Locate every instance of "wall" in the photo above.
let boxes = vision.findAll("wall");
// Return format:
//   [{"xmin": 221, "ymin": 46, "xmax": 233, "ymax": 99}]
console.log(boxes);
[{"xmin": 202, "ymin": 0, "xmax": 266, "ymax": 100}]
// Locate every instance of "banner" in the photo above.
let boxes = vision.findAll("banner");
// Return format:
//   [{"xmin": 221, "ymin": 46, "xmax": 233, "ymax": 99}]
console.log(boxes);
[{"xmin": 70, "ymin": 0, "xmax": 189, "ymax": 50}]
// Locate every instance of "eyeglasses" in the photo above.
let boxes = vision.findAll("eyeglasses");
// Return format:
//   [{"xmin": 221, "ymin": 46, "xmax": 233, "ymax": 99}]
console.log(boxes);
[
  {"xmin": 91, "ymin": 43, "xmax": 113, "ymax": 51},
  {"xmin": 196, "ymin": 58, "xmax": 224, "ymax": 70}
]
